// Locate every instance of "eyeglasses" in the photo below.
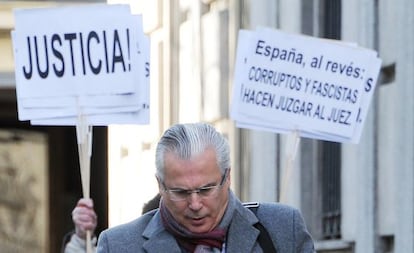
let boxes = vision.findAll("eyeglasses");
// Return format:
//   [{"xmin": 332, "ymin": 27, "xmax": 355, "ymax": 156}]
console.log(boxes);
[{"xmin": 162, "ymin": 169, "xmax": 229, "ymax": 202}]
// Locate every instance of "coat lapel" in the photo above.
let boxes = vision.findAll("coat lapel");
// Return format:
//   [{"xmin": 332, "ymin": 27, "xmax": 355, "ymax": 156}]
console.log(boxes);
[
  {"xmin": 142, "ymin": 211, "xmax": 182, "ymax": 253},
  {"xmin": 143, "ymin": 230, "xmax": 182, "ymax": 253},
  {"xmin": 226, "ymin": 208, "xmax": 261, "ymax": 252}
]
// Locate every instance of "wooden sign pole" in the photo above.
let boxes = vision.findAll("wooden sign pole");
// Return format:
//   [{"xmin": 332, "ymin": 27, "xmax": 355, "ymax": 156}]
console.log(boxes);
[
  {"xmin": 279, "ymin": 130, "xmax": 301, "ymax": 203},
  {"xmin": 76, "ymin": 108, "xmax": 93, "ymax": 253}
]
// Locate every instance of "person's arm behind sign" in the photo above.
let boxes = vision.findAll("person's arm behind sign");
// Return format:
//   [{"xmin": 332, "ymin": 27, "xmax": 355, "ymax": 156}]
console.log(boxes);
[{"xmin": 64, "ymin": 198, "xmax": 98, "ymax": 253}]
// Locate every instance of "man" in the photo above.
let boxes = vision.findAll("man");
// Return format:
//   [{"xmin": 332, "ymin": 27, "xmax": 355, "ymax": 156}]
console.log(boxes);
[{"xmin": 97, "ymin": 123, "xmax": 315, "ymax": 252}]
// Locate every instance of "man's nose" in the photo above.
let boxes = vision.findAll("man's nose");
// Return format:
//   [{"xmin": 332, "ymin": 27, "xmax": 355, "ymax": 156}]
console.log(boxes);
[{"xmin": 188, "ymin": 192, "xmax": 202, "ymax": 210}]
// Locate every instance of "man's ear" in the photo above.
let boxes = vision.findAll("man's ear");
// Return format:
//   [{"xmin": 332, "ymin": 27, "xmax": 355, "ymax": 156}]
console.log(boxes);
[
  {"xmin": 227, "ymin": 168, "xmax": 231, "ymax": 184},
  {"xmin": 156, "ymin": 176, "xmax": 162, "ymax": 189}
]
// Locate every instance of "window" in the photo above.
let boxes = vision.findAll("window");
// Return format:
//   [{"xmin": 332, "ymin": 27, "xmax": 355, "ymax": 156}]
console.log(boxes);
[
  {"xmin": 321, "ymin": 141, "xmax": 341, "ymax": 239},
  {"xmin": 320, "ymin": 0, "xmax": 342, "ymax": 239},
  {"xmin": 301, "ymin": 0, "xmax": 343, "ymax": 240}
]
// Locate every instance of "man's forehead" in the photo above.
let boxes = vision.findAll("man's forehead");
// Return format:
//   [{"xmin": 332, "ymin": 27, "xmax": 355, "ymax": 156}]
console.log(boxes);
[{"xmin": 163, "ymin": 149, "xmax": 219, "ymax": 176}]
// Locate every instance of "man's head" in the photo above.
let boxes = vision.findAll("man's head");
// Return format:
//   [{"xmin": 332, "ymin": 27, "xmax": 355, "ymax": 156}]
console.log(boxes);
[{"xmin": 155, "ymin": 123, "xmax": 231, "ymax": 233}]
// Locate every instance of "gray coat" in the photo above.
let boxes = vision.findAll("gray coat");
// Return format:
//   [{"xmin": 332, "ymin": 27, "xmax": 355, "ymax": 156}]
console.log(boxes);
[{"xmin": 97, "ymin": 197, "xmax": 315, "ymax": 253}]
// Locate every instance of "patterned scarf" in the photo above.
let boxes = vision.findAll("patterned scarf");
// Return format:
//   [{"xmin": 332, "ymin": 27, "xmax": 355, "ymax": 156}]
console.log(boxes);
[{"xmin": 160, "ymin": 200, "xmax": 227, "ymax": 253}]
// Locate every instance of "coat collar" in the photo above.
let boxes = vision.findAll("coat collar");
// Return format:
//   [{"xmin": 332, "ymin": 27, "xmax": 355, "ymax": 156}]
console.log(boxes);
[
  {"xmin": 142, "ymin": 211, "xmax": 182, "ymax": 252},
  {"xmin": 141, "ymin": 191, "xmax": 261, "ymax": 252},
  {"xmin": 225, "ymin": 197, "xmax": 261, "ymax": 252}
]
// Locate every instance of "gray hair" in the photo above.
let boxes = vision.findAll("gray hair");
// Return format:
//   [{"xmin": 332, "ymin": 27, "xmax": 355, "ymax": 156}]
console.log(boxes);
[{"xmin": 155, "ymin": 123, "xmax": 230, "ymax": 181}]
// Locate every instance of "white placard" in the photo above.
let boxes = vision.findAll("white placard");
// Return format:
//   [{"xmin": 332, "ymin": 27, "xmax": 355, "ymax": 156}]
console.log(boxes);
[
  {"xmin": 13, "ymin": 4, "xmax": 139, "ymax": 98},
  {"xmin": 12, "ymin": 5, "xmax": 150, "ymax": 126},
  {"xmin": 231, "ymin": 28, "xmax": 381, "ymax": 143}
]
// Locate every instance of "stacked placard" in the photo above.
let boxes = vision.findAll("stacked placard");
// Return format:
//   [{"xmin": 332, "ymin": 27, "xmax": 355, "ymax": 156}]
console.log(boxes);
[
  {"xmin": 12, "ymin": 5, "xmax": 150, "ymax": 251},
  {"xmin": 230, "ymin": 28, "xmax": 382, "ymax": 143},
  {"xmin": 12, "ymin": 4, "xmax": 150, "ymax": 126}
]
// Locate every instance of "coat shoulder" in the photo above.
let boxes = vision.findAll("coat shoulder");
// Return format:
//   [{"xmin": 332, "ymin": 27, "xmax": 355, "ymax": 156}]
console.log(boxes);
[
  {"xmin": 252, "ymin": 202, "xmax": 315, "ymax": 252},
  {"xmin": 103, "ymin": 210, "xmax": 156, "ymax": 236},
  {"xmin": 254, "ymin": 202, "xmax": 302, "ymax": 230},
  {"xmin": 97, "ymin": 210, "xmax": 158, "ymax": 252}
]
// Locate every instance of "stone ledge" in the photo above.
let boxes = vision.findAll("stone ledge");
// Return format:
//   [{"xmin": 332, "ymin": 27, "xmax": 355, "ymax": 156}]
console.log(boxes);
[{"xmin": 315, "ymin": 239, "xmax": 354, "ymax": 251}]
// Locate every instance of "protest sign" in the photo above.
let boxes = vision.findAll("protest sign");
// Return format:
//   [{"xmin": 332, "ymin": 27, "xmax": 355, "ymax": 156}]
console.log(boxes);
[
  {"xmin": 12, "ymin": 4, "xmax": 150, "ymax": 125},
  {"xmin": 230, "ymin": 28, "xmax": 381, "ymax": 143},
  {"xmin": 12, "ymin": 5, "xmax": 151, "ymax": 252},
  {"xmin": 13, "ymin": 4, "xmax": 136, "ymax": 97}
]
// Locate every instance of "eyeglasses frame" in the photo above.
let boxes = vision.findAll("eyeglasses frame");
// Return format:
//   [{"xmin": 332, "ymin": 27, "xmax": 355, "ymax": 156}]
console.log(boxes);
[{"xmin": 161, "ymin": 168, "xmax": 229, "ymax": 201}]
